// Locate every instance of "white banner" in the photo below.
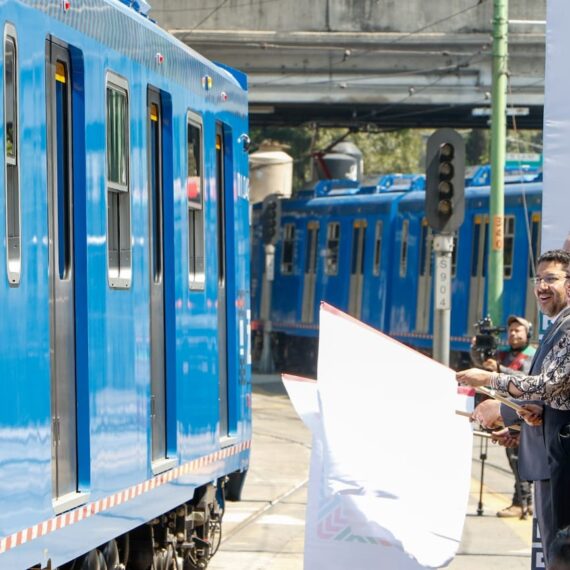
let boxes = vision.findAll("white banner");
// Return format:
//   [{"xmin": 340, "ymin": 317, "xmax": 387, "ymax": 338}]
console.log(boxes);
[
  {"xmin": 284, "ymin": 303, "xmax": 473, "ymax": 569},
  {"xmin": 543, "ymin": 0, "xmax": 570, "ymax": 253}
]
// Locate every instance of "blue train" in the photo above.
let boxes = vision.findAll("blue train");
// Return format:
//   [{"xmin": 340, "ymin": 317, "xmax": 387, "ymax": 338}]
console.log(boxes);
[
  {"xmin": 251, "ymin": 159, "xmax": 542, "ymax": 373},
  {"xmin": 0, "ymin": 1, "xmax": 251, "ymax": 569}
]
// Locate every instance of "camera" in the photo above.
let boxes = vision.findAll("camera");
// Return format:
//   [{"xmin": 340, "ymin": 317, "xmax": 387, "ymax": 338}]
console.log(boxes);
[{"xmin": 472, "ymin": 316, "xmax": 505, "ymax": 362}]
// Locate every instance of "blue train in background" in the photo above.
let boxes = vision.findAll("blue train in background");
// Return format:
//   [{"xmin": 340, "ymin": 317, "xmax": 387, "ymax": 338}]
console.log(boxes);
[
  {"xmin": 0, "ymin": 1, "xmax": 251, "ymax": 569},
  {"xmin": 250, "ymin": 143, "xmax": 542, "ymax": 373}
]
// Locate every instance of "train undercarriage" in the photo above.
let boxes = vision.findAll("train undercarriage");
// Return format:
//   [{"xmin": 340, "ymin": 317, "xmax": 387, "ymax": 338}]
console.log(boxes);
[{"xmin": 36, "ymin": 472, "xmax": 246, "ymax": 570}]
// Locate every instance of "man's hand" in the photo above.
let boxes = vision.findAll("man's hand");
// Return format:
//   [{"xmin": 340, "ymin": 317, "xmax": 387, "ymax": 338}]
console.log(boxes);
[
  {"xmin": 456, "ymin": 368, "xmax": 494, "ymax": 388},
  {"xmin": 490, "ymin": 427, "xmax": 520, "ymax": 448},
  {"xmin": 482, "ymin": 358, "xmax": 499, "ymax": 372},
  {"xmin": 471, "ymin": 399, "xmax": 504, "ymax": 429},
  {"xmin": 518, "ymin": 404, "xmax": 543, "ymax": 426}
]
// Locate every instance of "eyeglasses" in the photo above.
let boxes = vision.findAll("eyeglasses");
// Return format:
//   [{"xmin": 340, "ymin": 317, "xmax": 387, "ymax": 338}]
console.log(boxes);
[{"xmin": 532, "ymin": 274, "xmax": 570, "ymax": 286}]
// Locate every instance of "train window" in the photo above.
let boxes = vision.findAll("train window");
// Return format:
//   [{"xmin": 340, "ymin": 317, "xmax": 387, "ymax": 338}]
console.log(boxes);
[
  {"xmin": 399, "ymin": 219, "xmax": 409, "ymax": 277},
  {"xmin": 4, "ymin": 28, "xmax": 20, "ymax": 285},
  {"xmin": 470, "ymin": 221, "xmax": 480, "ymax": 277},
  {"xmin": 372, "ymin": 220, "xmax": 383, "ymax": 276},
  {"xmin": 281, "ymin": 223, "xmax": 295, "ymax": 275},
  {"xmin": 482, "ymin": 220, "xmax": 489, "ymax": 278},
  {"xmin": 418, "ymin": 219, "xmax": 432, "ymax": 277},
  {"xmin": 471, "ymin": 217, "xmax": 489, "ymax": 278},
  {"xmin": 148, "ymin": 99, "xmax": 162, "ymax": 283},
  {"xmin": 451, "ymin": 236, "xmax": 458, "ymax": 278},
  {"xmin": 305, "ymin": 224, "xmax": 319, "ymax": 275},
  {"xmin": 55, "ymin": 60, "xmax": 72, "ymax": 280},
  {"xmin": 324, "ymin": 222, "xmax": 340, "ymax": 275},
  {"xmin": 187, "ymin": 112, "xmax": 205, "ymax": 290},
  {"xmin": 503, "ymin": 215, "xmax": 515, "ymax": 279},
  {"xmin": 351, "ymin": 221, "xmax": 366, "ymax": 275},
  {"xmin": 106, "ymin": 74, "xmax": 131, "ymax": 288}
]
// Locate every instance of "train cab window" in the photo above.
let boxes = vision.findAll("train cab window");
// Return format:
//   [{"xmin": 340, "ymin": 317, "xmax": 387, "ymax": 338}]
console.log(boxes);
[
  {"xmin": 399, "ymin": 219, "xmax": 409, "ymax": 277},
  {"xmin": 4, "ymin": 27, "xmax": 20, "ymax": 285},
  {"xmin": 503, "ymin": 215, "xmax": 515, "ymax": 279},
  {"xmin": 324, "ymin": 222, "xmax": 340, "ymax": 275},
  {"xmin": 187, "ymin": 113, "xmax": 205, "ymax": 290},
  {"xmin": 372, "ymin": 220, "xmax": 383, "ymax": 276},
  {"xmin": 281, "ymin": 223, "xmax": 295, "ymax": 275},
  {"xmin": 106, "ymin": 74, "xmax": 131, "ymax": 288}
]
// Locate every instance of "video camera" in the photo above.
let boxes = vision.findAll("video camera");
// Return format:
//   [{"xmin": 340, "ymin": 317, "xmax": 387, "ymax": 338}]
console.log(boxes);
[{"xmin": 472, "ymin": 316, "xmax": 505, "ymax": 362}]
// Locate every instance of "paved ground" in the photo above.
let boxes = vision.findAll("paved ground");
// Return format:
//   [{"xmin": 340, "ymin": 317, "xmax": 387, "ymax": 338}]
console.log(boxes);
[{"xmin": 210, "ymin": 374, "xmax": 535, "ymax": 569}]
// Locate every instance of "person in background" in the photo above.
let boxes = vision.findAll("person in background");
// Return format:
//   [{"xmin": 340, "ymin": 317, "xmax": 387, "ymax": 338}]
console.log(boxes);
[{"xmin": 471, "ymin": 315, "xmax": 536, "ymax": 518}]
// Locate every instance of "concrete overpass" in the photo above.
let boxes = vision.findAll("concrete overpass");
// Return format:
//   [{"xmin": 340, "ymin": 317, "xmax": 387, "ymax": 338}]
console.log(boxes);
[{"xmin": 150, "ymin": 0, "xmax": 546, "ymax": 129}]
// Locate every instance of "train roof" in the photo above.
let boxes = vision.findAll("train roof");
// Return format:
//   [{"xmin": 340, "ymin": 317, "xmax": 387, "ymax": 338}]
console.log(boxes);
[
  {"xmin": 396, "ymin": 181, "xmax": 542, "ymax": 213},
  {"xmin": 27, "ymin": 0, "xmax": 247, "ymax": 104},
  {"xmin": 271, "ymin": 182, "xmax": 542, "ymax": 221}
]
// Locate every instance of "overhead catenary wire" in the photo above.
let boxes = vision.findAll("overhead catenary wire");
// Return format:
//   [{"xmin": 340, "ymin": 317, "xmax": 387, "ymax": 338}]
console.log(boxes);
[
  {"xmin": 351, "ymin": 50, "xmax": 488, "ymax": 124},
  {"xmin": 253, "ymin": 0, "xmax": 489, "ymax": 87},
  {"xmin": 155, "ymin": 0, "xmax": 281, "ymax": 12},
  {"xmin": 188, "ymin": 0, "xmax": 231, "ymax": 31},
  {"xmin": 253, "ymin": 55, "xmax": 487, "ymax": 89},
  {"xmin": 350, "ymin": 0, "xmax": 489, "ymax": 59}
]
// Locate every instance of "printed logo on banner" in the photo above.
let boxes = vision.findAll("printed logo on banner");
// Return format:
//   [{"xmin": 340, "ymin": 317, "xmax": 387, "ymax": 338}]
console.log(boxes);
[
  {"xmin": 316, "ymin": 497, "xmax": 349, "ymax": 540},
  {"xmin": 315, "ymin": 494, "xmax": 398, "ymax": 547}
]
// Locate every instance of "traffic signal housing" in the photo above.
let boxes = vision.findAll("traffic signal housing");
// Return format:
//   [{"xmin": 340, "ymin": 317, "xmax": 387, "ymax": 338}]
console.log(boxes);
[
  {"xmin": 425, "ymin": 128, "xmax": 465, "ymax": 233},
  {"xmin": 261, "ymin": 194, "xmax": 281, "ymax": 245}
]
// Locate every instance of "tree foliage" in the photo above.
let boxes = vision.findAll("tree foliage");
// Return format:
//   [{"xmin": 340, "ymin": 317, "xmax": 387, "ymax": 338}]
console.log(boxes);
[
  {"xmin": 250, "ymin": 126, "xmax": 428, "ymax": 189},
  {"xmin": 464, "ymin": 128, "xmax": 542, "ymax": 165},
  {"xmin": 250, "ymin": 125, "xmax": 543, "ymax": 190}
]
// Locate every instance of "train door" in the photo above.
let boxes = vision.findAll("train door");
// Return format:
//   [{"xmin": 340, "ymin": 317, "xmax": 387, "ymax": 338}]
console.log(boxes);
[
  {"xmin": 525, "ymin": 213, "xmax": 541, "ymax": 334},
  {"xmin": 301, "ymin": 221, "xmax": 319, "ymax": 323},
  {"xmin": 348, "ymin": 220, "xmax": 366, "ymax": 319},
  {"xmin": 467, "ymin": 215, "xmax": 489, "ymax": 331},
  {"xmin": 215, "ymin": 124, "xmax": 229, "ymax": 438},
  {"xmin": 46, "ymin": 40, "xmax": 78, "ymax": 502},
  {"xmin": 416, "ymin": 219, "xmax": 433, "ymax": 333},
  {"xmin": 147, "ymin": 88, "xmax": 168, "ymax": 465}
]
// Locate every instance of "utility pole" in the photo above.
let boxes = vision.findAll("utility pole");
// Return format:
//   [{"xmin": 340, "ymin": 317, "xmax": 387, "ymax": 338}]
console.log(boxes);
[{"xmin": 488, "ymin": 0, "xmax": 508, "ymax": 326}]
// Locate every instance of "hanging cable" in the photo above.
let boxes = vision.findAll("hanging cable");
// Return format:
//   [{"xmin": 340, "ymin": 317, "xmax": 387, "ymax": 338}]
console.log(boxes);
[
  {"xmin": 253, "ymin": 0, "xmax": 489, "ymax": 87},
  {"xmin": 189, "ymin": 0, "xmax": 230, "ymax": 31},
  {"xmin": 157, "ymin": 0, "xmax": 280, "ymax": 12}
]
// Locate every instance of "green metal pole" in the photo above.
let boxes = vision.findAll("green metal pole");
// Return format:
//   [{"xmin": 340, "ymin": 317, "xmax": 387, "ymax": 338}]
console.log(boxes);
[{"xmin": 488, "ymin": 0, "xmax": 508, "ymax": 326}]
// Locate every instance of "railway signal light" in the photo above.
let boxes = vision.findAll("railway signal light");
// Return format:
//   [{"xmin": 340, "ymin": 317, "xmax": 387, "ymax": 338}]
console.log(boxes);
[
  {"xmin": 425, "ymin": 129, "xmax": 465, "ymax": 233},
  {"xmin": 261, "ymin": 195, "xmax": 281, "ymax": 245}
]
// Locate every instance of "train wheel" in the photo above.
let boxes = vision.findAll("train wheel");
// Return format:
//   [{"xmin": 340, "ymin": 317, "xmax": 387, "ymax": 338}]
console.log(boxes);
[
  {"xmin": 116, "ymin": 534, "xmax": 129, "ymax": 568},
  {"xmin": 164, "ymin": 544, "xmax": 180, "ymax": 569},
  {"xmin": 101, "ymin": 539, "xmax": 124, "ymax": 569},
  {"xmin": 153, "ymin": 545, "xmax": 179, "ymax": 570},
  {"xmin": 77, "ymin": 549, "xmax": 107, "ymax": 570}
]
